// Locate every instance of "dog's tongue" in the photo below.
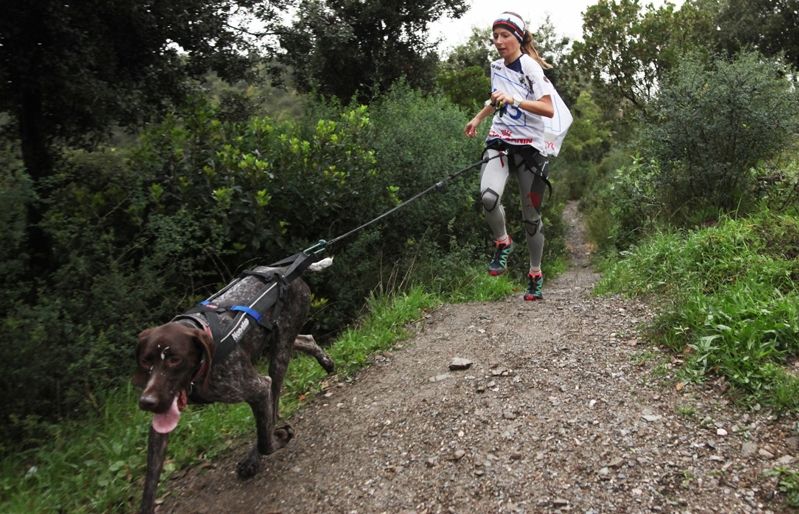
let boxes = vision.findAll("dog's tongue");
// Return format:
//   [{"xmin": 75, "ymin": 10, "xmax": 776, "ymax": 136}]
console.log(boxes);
[{"xmin": 152, "ymin": 396, "xmax": 181, "ymax": 434}]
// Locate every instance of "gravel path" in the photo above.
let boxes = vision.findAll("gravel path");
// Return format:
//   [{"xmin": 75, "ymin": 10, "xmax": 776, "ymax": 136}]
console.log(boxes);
[{"xmin": 159, "ymin": 202, "xmax": 797, "ymax": 513}]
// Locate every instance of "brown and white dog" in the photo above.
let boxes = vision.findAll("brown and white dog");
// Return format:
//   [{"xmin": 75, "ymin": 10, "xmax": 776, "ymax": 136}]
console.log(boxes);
[{"xmin": 133, "ymin": 261, "xmax": 334, "ymax": 514}]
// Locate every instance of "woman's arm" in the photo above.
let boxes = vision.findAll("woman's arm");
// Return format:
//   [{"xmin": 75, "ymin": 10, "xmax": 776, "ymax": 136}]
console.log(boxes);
[{"xmin": 464, "ymin": 103, "xmax": 496, "ymax": 138}]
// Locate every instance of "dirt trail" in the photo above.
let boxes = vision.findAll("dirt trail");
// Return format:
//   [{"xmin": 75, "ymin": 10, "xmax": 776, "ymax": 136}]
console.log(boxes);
[{"xmin": 159, "ymin": 202, "xmax": 797, "ymax": 513}]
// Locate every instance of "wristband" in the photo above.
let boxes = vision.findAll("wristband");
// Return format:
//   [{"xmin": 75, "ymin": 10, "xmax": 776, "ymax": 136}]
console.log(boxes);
[{"xmin": 512, "ymin": 96, "xmax": 523, "ymax": 107}]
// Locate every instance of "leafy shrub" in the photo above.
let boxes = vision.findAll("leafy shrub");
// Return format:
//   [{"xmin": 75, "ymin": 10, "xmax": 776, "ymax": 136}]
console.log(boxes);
[
  {"xmin": 642, "ymin": 50, "xmax": 799, "ymax": 219},
  {"xmin": 556, "ymin": 90, "xmax": 612, "ymax": 200},
  {"xmin": 586, "ymin": 155, "xmax": 662, "ymax": 252},
  {"xmin": 0, "ymin": 144, "xmax": 31, "ymax": 299}
]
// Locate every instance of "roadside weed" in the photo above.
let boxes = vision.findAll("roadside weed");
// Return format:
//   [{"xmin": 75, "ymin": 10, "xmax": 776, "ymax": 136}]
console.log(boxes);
[{"xmin": 599, "ymin": 211, "xmax": 799, "ymax": 410}]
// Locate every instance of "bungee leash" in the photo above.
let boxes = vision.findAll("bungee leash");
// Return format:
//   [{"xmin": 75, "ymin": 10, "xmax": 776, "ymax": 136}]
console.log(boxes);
[{"xmin": 304, "ymin": 152, "xmax": 504, "ymax": 255}]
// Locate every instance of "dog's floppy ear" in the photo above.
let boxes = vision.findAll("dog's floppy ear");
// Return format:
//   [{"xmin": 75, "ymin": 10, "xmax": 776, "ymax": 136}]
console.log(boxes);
[
  {"xmin": 192, "ymin": 328, "xmax": 214, "ymax": 389},
  {"xmin": 132, "ymin": 328, "xmax": 153, "ymax": 387}
]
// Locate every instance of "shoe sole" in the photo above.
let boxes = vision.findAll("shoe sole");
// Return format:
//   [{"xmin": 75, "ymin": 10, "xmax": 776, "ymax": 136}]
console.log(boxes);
[{"xmin": 488, "ymin": 269, "xmax": 506, "ymax": 276}]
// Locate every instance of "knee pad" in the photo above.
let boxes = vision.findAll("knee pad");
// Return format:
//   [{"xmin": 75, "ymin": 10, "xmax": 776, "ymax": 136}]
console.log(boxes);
[
  {"xmin": 524, "ymin": 218, "xmax": 542, "ymax": 237},
  {"xmin": 481, "ymin": 188, "xmax": 500, "ymax": 212}
]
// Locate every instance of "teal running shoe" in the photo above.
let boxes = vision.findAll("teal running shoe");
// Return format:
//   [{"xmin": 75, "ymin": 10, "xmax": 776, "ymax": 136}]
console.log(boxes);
[
  {"xmin": 524, "ymin": 272, "xmax": 544, "ymax": 301},
  {"xmin": 488, "ymin": 238, "xmax": 513, "ymax": 276}
]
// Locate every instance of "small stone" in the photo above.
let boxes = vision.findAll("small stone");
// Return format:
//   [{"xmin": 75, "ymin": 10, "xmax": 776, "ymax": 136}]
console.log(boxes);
[
  {"xmin": 717, "ymin": 428, "xmax": 728, "ymax": 436},
  {"xmin": 429, "ymin": 373, "xmax": 451, "ymax": 382},
  {"xmin": 552, "ymin": 498, "xmax": 569, "ymax": 507},
  {"xmin": 426, "ymin": 457, "xmax": 438, "ymax": 467},
  {"xmin": 777, "ymin": 455, "xmax": 795, "ymax": 466},
  {"xmin": 741, "ymin": 442, "xmax": 757, "ymax": 457},
  {"xmin": 452, "ymin": 449, "xmax": 466, "ymax": 461},
  {"xmin": 642, "ymin": 414, "xmax": 662, "ymax": 422},
  {"xmin": 758, "ymin": 448, "xmax": 775, "ymax": 459},
  {"xmin": 449, "ymin": 358, "xmax": 473, "ymax": 371},
  {"xmin": 503, "ymin": 410, "xmax": 517, "ymax": 420}
]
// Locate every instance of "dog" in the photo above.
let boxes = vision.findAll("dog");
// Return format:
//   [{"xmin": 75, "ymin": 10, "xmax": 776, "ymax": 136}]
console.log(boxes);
[{"xmin": 133, "ymin": 261, "xmax": 334, "ymax": 514}]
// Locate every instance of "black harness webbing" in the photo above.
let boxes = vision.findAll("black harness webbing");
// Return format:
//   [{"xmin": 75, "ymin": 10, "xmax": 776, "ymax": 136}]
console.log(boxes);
[{"xmin": 172, "ymin": 249, "xmax": 325, "ymax": 364}]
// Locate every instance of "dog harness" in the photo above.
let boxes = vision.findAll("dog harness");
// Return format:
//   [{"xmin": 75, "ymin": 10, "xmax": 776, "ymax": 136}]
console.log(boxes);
[{"xmin": 172, "ymin": 246, "xmax": 325, "ymax": 364}]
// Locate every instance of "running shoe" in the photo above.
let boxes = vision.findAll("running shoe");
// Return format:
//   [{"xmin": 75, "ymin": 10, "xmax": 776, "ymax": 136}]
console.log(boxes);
[
  {"xmin": 488, "ymin": 238, "xmax": 513, "ymax": 276},
  {"xmin": 524, "ymin": 272, "xmax": 544, "ymax": 301}
]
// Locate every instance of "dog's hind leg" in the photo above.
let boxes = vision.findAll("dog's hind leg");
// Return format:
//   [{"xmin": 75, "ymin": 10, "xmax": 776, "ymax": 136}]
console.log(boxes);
[
  {"xmin": 268, "ymin": 322, "xmax": 296, "ymax": 423},
  {"xmin": 293, "ymin": 334, "xmax": 335, "ymax": 373}
]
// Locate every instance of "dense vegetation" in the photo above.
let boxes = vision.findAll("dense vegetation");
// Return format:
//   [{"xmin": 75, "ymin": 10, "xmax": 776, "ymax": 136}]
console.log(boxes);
[{"xmin": 1, "ymin": 0, "xmax": 798, "ymax": 511}]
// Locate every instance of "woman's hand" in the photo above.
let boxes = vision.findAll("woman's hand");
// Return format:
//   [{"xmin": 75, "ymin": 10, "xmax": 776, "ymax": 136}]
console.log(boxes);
[
  {"xmin": 464, "ymin": 117, "xmax": 481, "ymax": 138},
  {"xmin": 490, "ymin": 90, "xmax": 515, "ymax": 108}
]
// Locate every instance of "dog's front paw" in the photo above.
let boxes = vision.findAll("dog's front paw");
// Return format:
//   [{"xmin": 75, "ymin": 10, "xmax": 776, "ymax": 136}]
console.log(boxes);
[
  {"xmin": 273, "ymin": 423, "xmax": 294, "ymax": 448},
  {"xmin": 236, "ymin": 447, "xmax": 261, "ymax": 479}
]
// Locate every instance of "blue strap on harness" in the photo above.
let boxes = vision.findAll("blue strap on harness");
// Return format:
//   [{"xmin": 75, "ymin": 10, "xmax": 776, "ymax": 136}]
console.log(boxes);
[
  {"xmin": 199, "ymin": 301, "xmax": 262, "ymax": 322},
  {"xmin": 229, "ymin": 305, "xmax": 262, "ymax": 323}
]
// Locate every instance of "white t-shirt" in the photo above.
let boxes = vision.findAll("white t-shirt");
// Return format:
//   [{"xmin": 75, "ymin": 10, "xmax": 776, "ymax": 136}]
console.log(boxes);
[{"xmin": 487, "ymin": 54, "xmax": 572, "ymax": 157}]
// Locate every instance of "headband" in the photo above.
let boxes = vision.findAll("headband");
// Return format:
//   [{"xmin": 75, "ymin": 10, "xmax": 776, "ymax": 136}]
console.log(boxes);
[{"xmin": 493, "ymin": 12, "xmax": 526, "ymax": 43}]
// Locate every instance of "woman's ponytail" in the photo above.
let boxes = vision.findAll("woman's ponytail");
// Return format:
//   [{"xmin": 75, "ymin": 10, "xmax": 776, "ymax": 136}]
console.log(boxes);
[{"xmin": 522, "ymin": 31, "xmax": 552, "ymax": 69}]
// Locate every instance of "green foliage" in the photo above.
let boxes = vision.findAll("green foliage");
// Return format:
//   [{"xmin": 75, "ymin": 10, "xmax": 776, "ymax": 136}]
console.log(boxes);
[
  {"xmin": 440, "ymin": 27, "xmax": 493, "ymax": 71},
  {"xmin": 643, "ymin": 50, "xmax": 799, "ymax": 216},
  {"xmin": 555, "ymin": 90, "xmax": 613, "ymax": 200},
  {"xmin": 0, "ymin": 0, "xmax": 280, "ymax": 183},
  {"xmin": 767, "ymin": 466, "xmax": 799, "ymax": 508},
  {"xmin": 715, "ymin": 0, "xmax": 799, "ymax": 69},
  {"xmin": 280, "ymin": 0, "xmax": 468, "ymax": 101},
  {"xmin": 586, "ymin": 154, "xmax": 661, "ymax": 252},
  {"xmin": 574, "ymin": 0, "xmax": 680, "ymax": 112},
  {"xmin": 0, "ymin": 144, "xmax": 31, "ymax": 290},
  {"xmin": 598, "ymin": 211, "xmax": 799, "ymax": 409},
  {"xmin": 436, "ymin": 66, "xmax": 490, "ymax": 112},
  {"xmin": 584, "ymin": 50, "xmax": 799, "ymax": 253}
]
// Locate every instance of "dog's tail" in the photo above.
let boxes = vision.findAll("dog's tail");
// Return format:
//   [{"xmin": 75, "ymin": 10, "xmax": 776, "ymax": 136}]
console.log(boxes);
[{"xmin": 308, "ymin": 257, "xmax": 334, "ymax": 272}]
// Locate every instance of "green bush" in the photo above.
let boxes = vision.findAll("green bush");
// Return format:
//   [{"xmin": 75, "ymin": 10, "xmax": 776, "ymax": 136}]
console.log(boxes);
[
  {"xmin": 586, "ymin": 155, "xmax": 662, "ymax": 253},
  {"xmin": 0, "ymin": 144, "xmax": 31, "ymax": 300},
  {"xmin": 584, "ymin": 51, "xmax": 799, "ymax": 254},
  {"xmin": 643, "ymin": 50, "xmax": 799, "ymax": 218}
]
